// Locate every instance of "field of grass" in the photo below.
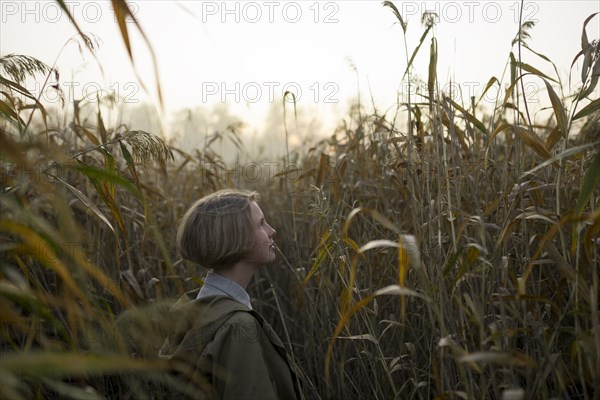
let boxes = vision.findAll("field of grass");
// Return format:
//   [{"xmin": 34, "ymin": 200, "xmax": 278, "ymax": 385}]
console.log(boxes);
[{"xmin": 1, "ymin": 1, "xmax": 599, "ymax": 399}]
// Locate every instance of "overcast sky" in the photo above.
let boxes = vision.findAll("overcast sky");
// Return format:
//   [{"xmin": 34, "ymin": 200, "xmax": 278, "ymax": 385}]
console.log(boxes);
[{"xmin": 2, "ymin": 0, "xmax": 599, "ymax": 137}]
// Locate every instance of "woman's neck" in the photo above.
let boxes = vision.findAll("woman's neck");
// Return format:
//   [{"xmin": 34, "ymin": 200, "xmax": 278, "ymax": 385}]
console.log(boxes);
[{"xmin": 215, "ymin": 261, "xmax": 258, "ymax": 289}]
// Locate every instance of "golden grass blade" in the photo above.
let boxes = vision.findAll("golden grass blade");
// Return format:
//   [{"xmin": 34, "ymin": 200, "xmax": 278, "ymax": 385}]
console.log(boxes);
[
  {"xmin": 96, "ymin": 104, "xmax": 108, "ymax": 145},
  {"xmin": 54, "ymin": 1, "xmax": 96, "ymax": 54},
  {"xmin": 316, "ymin": 152, "xmax": 330, "ymax": 188},
  {"xmin": 339, "ymin": 257, "xmax": 351, "ymax": 314},
  {"xmin": 438, "ymin": 336, "xmax": 482, "ymax": 373},
  {"xmin": 325, "ymin": 296, "xmax": 373, "ymax": 384},
  {"xmin": 121, "ymin": 269, "xmax": 143, "ymax": 299},
  {"xmin": 0, "ymin": 282, "xmax": 70, "ymax": 343},
  {"xmin": 373, "ymin": 284, "xmax": 430, "ymax": 302},
  {"xmin": 575, "ymin": 151, "xmax": 600, "ymax": 215},
  {"xmin": 544, "ymin": 241, "xmax": 591, "ymax": 305},
  {"xmin": 51, "ymin": 175, "xmax": 115, "ymax": 234},
  {"xmin": 489, "ymin": 122, "xmax": 511, "ymax": 142},
  {"xmin": 343, "ymin": 207, "xmax": 401, "ymax": 237},
  {"xmin": 428, "ymin": 37, "xmax": 437, "ymax": 104},
  {"xmin": 0, "ymin": 351, "xmax": 163, "ymax": 377},
  {"xmin": 80, "ymin": 126, "xmax": 101, "ymax": 146},
  {"xmin": 0, "ymin": 221, "xmax": 89, "ymax": 306},
  {"xmin": 581, "ymin": 44, "xmax": 594, "ymax": 87},
  {"xmin": 0, "ymin": 75, "xmax": 41, "ymax": 101},
  {"xmin": 510, "ymin": 52, "xmax": 517, "ymax": 93},
  {"xmin": 336, "ymin": 334, "xmax": 378, "ymax": 345},
  {"xmin": 578, "ymin": 47, "xmax": 600, "ymax": 99},
  {"xmin": 382, "ymin": 1, "xmax": 407, "ymax": 33},
  {"xmin": 545, "ymin": 126, "xmax": 562, "ymax": 151},
  {"xmin": 580, "ymin": 12, "xmax": 598, "ymax": 52},
  {"xmin": 68, "ymin": 163, "xmax": 141, "ymax": 200},
  {"xmin": 396, "ymin": 236, "xmax": 418, "ymax": 318},
  {"xmin": 2, "ymin": 198, "xmax": 129, "ymax": 307},
  {"xmin": 521, "ymin": 140, "xmax": 600, "ymax": 177},
  {"xmin": 110, "ymin": 0, "xmax": 133, "ymax": 60},
  {"xmin": 119, "ymin": 140, "xmax": 142, "ymax": 192},
  {"xmin": 446, "ymin": 97, "xmax": 489, "ymax": 135},
  {"xmin": 570, "ymin": 47, "xmax": 586, "ymax": 83},
  {"xmin": 108, "ymin": 0, "xmax": 164, "ymax": 109},
  {"xmin": 514, "ymin": 62, "xmax": 557, "ymax": 83},
  {"xmin": 326, "ymin": 283, "xmax": 429, "ymax": 383},
  {"xmin": 441, "ymin": 112, "xmax": 470, "ymax": 154},
  {"xmin": 358, "ymin": 239, "xmax": 398, "ymax": 253},
  {"xmin": 511, "ymin": 125, "xmax": 552, "ymax": 159},
  {"xmin": 342, "ymin": 237, "xmax": 360, "ymax": 253},
  {"xmin": 41, "ymin": 378, "xmax": 102, "ymax": 400},
  {"xmin": 398, "ymin": 238, "xmax": 408, "ymax": 288},
  {"xmin": 459, "ymin": 351, "xmax": 536, "ymax": 368},
  {"xmin": 573, "ymin": 98, "xmax": 600, "ymax": 120},
  {"xmin": 0, "ymin": 370, "xmax": 26, "ymax": 400},
  {"xmin": 342, "ymin": 208, "xmax": 364, "ymax": 236},
  {"xmin": 503, "ymin": 72, "xmax": 541, "ymax": 107},
  {"xmin": 583, "ymin": 212, "xmax": 600, "ymax": 264},
  {"xmin": 283, "ymin": 91, "xmax": 297, "ymax": 168},
  {"xmin": 542, "ymin": 79, "xmax": 568, "ymax": 137},
  {"xmin": 521, "ymin": 211, "xmax": 593, "ymax": 305},
  {"xmin": 476, "ymin": 77, "xmax": 500, "ymax": 106},
  {"xmin": 0, "ymin": 100, "xmax": 26, "ymax": 129},
  {"xmin": 301, "ymin": 230, "xmax": 332, "ymax": 287},
  {"xmin": 95, "ymin": 181, "xmax": 127, "ymax": 236},
  {"xmin": 499, "ymin": 294, "xmax": 560, "ymax": 313},
  {"xmin": 66, "ymin": 244, "xmax": 130, "ymax": 307},
  {"xmin": 401, "ymin": 25, "xmax": 433, "ymax": 82}
]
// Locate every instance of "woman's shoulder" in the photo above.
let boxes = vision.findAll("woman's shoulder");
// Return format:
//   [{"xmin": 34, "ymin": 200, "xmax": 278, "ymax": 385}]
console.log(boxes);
[
  {"xmin": 221, "ymin": 309, "xmax": 259, "ymax": 326},
  {"xmin": 196, "ymin": 296, "xmax": 253, "ymax": 324},
  {"xmin": 164, "ymin": 295, "xmax": 253, "ymax": 339},
  {"xmin": 160, "ymin": 297, "xmax": 256, "ymax": 357},
  {"xmin": 170, "ymin": 295, "xmax": 250, "ymax": 321}
]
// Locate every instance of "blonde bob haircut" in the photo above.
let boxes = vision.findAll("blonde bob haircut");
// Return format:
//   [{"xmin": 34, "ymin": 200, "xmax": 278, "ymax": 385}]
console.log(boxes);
[{"xmin": 176, "ymin": 189, "xmax": 260, "ymax": 270}]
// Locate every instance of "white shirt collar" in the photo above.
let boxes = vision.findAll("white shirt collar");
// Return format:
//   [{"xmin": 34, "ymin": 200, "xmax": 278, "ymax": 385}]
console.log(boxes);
[{"xmin": 196, "ymin": 271, "xmax": 252, "ymax": 310}]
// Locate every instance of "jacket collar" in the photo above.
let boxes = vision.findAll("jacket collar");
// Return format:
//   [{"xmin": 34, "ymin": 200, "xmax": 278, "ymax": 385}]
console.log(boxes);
[
  {"xmin": 170, "ymin": 289, "xmax": 251, "ymax": 326},
  {"xmin": 196, "ymin": 272, "xmax": 253, "ymax": 309}
]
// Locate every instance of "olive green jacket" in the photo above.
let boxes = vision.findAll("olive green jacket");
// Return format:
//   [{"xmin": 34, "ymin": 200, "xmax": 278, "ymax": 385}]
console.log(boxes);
[{"xmin": 159, "ymin": 290, "xmax": 302, "ymax": 400}]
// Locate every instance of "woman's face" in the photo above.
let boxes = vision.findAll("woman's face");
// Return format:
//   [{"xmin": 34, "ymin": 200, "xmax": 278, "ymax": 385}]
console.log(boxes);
[{"xmin": 246, "ymin": 201, "xmax": 276, "ymax": 266}]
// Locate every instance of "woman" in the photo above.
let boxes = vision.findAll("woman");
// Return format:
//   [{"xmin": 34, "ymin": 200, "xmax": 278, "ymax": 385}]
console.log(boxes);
[{"xmin": 159, "ymin": 189, "xmax": 302, "ymax": 400}]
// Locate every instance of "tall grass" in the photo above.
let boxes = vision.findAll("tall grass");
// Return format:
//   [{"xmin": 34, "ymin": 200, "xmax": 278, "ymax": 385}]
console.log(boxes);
[{"xmin": 1, "ymin": 1, "xmax": 599, "ymax": 399}]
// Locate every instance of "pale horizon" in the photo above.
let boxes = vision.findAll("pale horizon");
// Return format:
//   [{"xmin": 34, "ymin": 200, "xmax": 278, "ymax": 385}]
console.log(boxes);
[{"xmin": 2, "ymin": 0, "xmax": 599, "ymax": 147}]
